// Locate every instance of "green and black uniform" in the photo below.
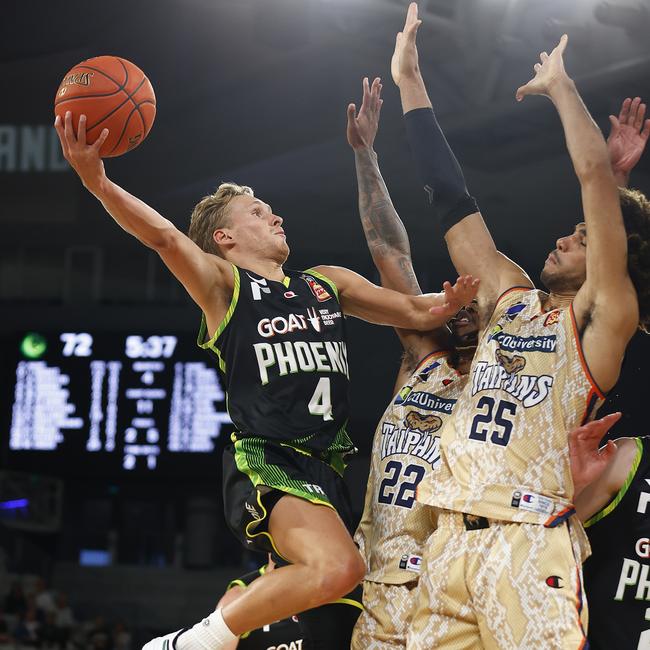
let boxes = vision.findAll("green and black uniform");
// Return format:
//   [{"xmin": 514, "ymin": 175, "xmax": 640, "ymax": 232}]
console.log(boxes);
[
  {"xmin": 198, "ymin": 265, "xmax": 356, "ymax": 553},
  {"xmin": 584, "ymin": 436, "xmax": 650, "ymax": 650}
]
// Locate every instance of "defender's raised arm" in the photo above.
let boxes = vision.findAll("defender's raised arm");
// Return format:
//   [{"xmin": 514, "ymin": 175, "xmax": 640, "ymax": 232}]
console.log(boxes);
[{"xmin": 392, "ymin": 3, "xmax": 532, "ymax": 310}]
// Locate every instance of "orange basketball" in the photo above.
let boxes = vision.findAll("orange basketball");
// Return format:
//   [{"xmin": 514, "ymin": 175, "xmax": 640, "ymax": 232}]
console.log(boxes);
[{"xmin": 54, "ymin": 56, "xmax": 156, "ymax": 158}]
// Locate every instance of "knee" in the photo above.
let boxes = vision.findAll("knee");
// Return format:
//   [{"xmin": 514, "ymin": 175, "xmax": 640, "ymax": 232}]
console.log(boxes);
[{"xmin": 313, "ymin": 550, "xmax": 365, "ymax": 603}]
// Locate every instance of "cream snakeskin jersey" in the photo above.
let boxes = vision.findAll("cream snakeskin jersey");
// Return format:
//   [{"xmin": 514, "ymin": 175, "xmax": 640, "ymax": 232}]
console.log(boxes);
[
  {"xmin": 418, "ymin": 287, "xmax": 605, "ymax": 530},
  {"xmin": 356, "ymin": 351, "xmax": 468, "ymax": 583}
]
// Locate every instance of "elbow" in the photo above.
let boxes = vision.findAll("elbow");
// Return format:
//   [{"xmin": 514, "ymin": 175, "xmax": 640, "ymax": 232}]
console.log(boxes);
[{"xmin": 575, "ymin": 157, "xmax": 614, "ymax": 185}]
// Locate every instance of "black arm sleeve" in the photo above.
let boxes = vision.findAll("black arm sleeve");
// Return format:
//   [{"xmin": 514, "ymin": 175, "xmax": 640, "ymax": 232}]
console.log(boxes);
[{"xmin": 404, "ymin": 107, "xmax": 479, "ymax": 233}]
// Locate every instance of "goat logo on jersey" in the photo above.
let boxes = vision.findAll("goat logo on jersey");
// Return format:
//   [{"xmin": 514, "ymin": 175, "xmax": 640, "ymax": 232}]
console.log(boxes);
[
  {"xmin": 495, "ymin": 349, "xmax": 526, "ymax": 374},
  {"xmin": 404, "ymin": 411, "xmax": 442, "ymax": 434}
]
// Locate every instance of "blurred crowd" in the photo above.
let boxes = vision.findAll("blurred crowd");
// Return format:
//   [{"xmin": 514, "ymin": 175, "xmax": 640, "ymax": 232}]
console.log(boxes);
[{"xmin": 0, "ymin": 578, "xmax": 131, "ymax": 650}]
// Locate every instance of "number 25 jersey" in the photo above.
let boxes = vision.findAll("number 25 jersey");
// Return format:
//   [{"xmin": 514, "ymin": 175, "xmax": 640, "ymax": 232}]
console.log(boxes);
[
  {"xmin": 419, "ymin": 287, "xmax": 605, "ymax": 529},
  {"xmin": 198, "ymin": 265, "xmax": 354, "ymax": 456}
]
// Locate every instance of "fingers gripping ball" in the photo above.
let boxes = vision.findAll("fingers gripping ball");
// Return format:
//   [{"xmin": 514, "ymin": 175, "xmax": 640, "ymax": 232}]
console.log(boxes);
[{"xmin": 54, "ymin": 56, "xmax": 156, "ymax": 157}]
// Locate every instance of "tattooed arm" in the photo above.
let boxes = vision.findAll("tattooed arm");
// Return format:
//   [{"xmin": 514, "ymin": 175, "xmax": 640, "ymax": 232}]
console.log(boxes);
[{"xmin": 347, "ymin": 77, "xmax": 451, "ymax": 391}]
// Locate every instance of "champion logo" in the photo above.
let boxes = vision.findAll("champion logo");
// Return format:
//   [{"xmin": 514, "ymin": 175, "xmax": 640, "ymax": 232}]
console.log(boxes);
[{"xmin": 545, "ymin": 575, "xmax": 563, "ymax": 589}]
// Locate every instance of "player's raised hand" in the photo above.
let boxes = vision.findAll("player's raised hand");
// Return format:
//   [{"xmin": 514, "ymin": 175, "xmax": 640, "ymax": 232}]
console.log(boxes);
[
  {"xmin": 569, "ymin": 412, "xmax": 621, "ymax": 498},
  {"xmin": 54, "ymin": 111, "xmax": 109, "ymax": 192},
  {"xmin": 347, "ymin": 77, "xmax": 383, "ymax": 150},
  {"xmin": 516, "ymin": 34, "xmax": 570, "ymax": 102},
  {"xmin": 391, "ymin": 2, "xmax": 422, "ymax": 87},
  {"xmin": 430, "ymin": 275, "xmax": 480, "ymax": 316},
  {"xmin": 607, "ymin": 97, "xmax": 650, "ymax": 182}
]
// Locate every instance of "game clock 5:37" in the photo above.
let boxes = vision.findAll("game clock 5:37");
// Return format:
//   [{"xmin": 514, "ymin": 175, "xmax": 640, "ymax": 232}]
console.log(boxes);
[{"xmin": 4, "ymin": 330, "xmax": 233, "ymax": 476}]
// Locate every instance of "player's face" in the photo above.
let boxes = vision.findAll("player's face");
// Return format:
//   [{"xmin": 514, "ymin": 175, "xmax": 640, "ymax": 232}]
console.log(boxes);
[
  {"xmin": 448, "ymin": 299, "xmax": 480, "ymax": 347},
  {"xmin": 222, "ymin": 195, "xmax": 290, "ymax": 262},
  {"xmin": 540, "ymin": 223, "xmax": 587, "ymax": 293}
]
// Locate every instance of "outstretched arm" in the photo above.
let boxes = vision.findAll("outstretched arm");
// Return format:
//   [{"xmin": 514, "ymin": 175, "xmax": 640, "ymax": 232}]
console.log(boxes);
[
  {"xmin": 517, "ymin": 36, "xmax": 639, "ymax": 391},
  {"xmin": 313, "ymin": 265, "xmax": 478, "ymax": 332},
  {"xmin": 348, "ymin": 76, "xmax": 450, "ymax": 384},
  {"xmin": 54, "ymin": 112, "xmax": 232, "ymax": 328},
  {"xmin": 607, "ymin": 96, "xmax": 650, "ymax": 188},
  {"xmin": 392, "ymin": 3, "xmax": 532, "ymax": 311}
]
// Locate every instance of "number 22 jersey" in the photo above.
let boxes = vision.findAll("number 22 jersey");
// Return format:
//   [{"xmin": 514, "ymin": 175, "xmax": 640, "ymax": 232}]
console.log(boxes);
[
  {"xmin": 198, "ymin": 265, "xmax": 354, "ymax": 456},
  {"xmin": 355, "ymin": 351, "xmax": 467, "ymax": 583}
]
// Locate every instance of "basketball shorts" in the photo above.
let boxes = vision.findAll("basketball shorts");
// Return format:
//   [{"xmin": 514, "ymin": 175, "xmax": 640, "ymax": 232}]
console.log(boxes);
[
  {"xmin": 408, "ymin": 511, "xmax": 589, "ymax": 650},
  {"xmin": 351, "ymin": 580, "xmax": 418, "ymax": 649},
  {"xmin": 222, "ymin": 436, "xmax": 356, "ymax": 556}
]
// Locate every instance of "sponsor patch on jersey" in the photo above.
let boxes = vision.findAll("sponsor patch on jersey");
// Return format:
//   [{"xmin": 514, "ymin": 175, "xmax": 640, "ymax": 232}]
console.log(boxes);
[
  {"xmin": 490, "ymin": 329, "xmax": 557, "ymax": 354},
  {"xmin": 394, "ymin": 388, "xmax": 457, "ymax": 414},
  {"xmin": 399, "ymin": 553, "xmax": 422, "ymax": 573},
  {"xmin": 318, "ymin": 308, "xmax": 342, "ymax": 327},
  {"xmin": 544, "ymin": 310, "xmax": 561, "ymax": 327},
  {"xmin": 442, "ymin": 378, "xmax": 454, "ymax": 386},
  {"xmin": 417, "ymin": 360, "xmax": 441, "ymax": 380},
  {"xmin": 510, "ymin": 490, "xmax": 554, "ymax": 515},
  {"xmin": 301, "ymin": 274, "xmax": 332, "ymax": 302},
  {"xmin": 503, "ymin": 303, "xmax": 526, "ymax": 322}
]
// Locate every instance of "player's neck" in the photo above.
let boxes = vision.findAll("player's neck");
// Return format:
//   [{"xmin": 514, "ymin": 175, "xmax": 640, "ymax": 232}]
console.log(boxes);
[
  {"xmin": 229, "ymin": 254, "xmax": 286, "ymax": 283},
  {"xmin": 542, "ymin": 290, "xmax": 575, "ymax": 313}
]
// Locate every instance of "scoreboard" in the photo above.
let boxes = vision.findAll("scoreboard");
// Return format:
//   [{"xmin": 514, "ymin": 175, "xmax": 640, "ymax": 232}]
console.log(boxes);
[{"xmin": 3, "ymin": 331, "xmax": 234, "ymax": 476}]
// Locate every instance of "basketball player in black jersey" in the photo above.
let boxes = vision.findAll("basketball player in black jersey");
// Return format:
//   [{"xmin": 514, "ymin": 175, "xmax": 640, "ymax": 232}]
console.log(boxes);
[
  {"xmin": 54, "ymin": 110, "xmax": 477, "ymax": 650},
  {"xmin": 575, "ymin": 429, "xmax": 650, "ymax": 649}
]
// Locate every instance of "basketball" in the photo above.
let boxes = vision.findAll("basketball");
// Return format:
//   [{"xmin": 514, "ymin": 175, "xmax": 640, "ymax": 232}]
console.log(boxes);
[{"xmin": 54, "ymin": 56, "xmax": 156, "ymax": 158}]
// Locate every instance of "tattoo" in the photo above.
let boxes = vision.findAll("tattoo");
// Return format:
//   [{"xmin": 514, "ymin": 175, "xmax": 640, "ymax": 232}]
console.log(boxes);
[
  {"xmin": 401, "ymin": 346, "xmax": 421, "ymax": 375},
  {"xmin": 354, "ymin": 148, "xmax": 421, "ymax": 295}
]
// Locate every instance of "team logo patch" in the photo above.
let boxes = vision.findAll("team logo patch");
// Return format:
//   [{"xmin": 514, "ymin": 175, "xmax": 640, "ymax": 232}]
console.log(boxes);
[
  {"xmin": 544, "ymin": 310, "xmax": 561, "ymax": 327},
  {"xmin": 404, "ymin": 411, "xmax": 442, "ymax": 433},
  {"xmin": 545, "ymin": 576, "xmax": 563, "ymax": 589},
  {"xmin": 495, "ymin": 349, "xmax": 526, "ymax": 374},
  {"xmin": 503, "ymin": 303, "xmax": 526, "ymax": 322},
  {"xmin": 301, "ymin": 274, "xmax": 332, "ymax": 302}
]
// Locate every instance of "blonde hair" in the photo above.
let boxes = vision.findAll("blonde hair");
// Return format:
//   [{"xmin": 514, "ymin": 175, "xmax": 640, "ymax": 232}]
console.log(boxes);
[{"xmin": 187, "ymin": 182, "xmax": 254, "ymax": 256}]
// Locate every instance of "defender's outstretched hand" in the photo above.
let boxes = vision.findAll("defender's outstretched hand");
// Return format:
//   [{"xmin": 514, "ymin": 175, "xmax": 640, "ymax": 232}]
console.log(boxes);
[
  {"xmin": 430, "ymin": 276, "xmax": 480, "ymax": 316},
  {"xmin": 607, "ymin": 97, "xmax": 650, "ymax": 183},
  {"xmin": 54, "ymin": 112, "xmax": 109, "ymax": 192},
  {"xmin": 569, "ymin": 412, "xmax": 621, "ymax": 498},
  {"xmin": 391, "ymin": 2, "xmax": 422, "ymax": 87},
  {"xmin": 516, "ymin": 34, "xmax": 570, "ymax": 102},
  {"xmin": 347, "ymin": 77, "xmax": 383, "ymax": 150}
]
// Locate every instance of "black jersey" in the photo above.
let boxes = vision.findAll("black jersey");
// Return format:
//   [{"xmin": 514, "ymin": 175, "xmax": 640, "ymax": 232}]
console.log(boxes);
[
  {"xmin": 198, "ymin": 265, "xmax": 353, "ymax": 456},
  {"xmin": 584, "ymin": 436, "xmax": 650, "ymax": 650},
  {"xmin": 228, "ymin": 567, "xmax": 308, "ymax": 650}
]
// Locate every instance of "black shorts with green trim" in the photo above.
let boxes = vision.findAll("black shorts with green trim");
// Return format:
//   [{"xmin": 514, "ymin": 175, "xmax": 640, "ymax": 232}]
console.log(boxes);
[{"xmin": 222, "ymin": 436, "xmax": 356, "ymax": 556}]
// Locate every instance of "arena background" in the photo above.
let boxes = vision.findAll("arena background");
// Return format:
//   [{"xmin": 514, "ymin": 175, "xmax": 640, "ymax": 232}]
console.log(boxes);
[{"xmin": 2, "ymin": 0, "xmax": 650, "ymax": 645}]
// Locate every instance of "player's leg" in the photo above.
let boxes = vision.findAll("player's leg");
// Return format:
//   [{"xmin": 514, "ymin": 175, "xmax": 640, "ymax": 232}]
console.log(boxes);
[
  {"xmin": 470, "ymin": 520, "xmax": 588, "ymax": 649},
  {"xmin": 351, "ymin": 581, "xmax": 417, "ymax": 649},
  {"xmin": 221, "ymin": 494, "xmax": 365, "ymax": 633}
]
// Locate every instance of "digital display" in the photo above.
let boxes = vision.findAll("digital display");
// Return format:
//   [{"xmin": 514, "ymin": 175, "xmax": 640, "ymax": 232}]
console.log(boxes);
[{"xmin": 3, "ymin": 331, "xmax": 233, "ymax": 476}]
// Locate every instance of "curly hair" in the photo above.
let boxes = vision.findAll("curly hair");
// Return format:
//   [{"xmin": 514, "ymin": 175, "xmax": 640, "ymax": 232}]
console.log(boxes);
[
  {"xmin": 187, "ymin": 182, "xmax": 254, "ymax": 257},
  {"xmin": 619, "ymin": 187, "xmax": 650, "ymax": 333}
]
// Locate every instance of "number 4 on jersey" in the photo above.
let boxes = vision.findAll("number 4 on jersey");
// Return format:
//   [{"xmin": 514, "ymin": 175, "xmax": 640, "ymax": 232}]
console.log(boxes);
[{"xmin": 308, "ymin": 377, "xmax": 333, "ymax": 421}]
